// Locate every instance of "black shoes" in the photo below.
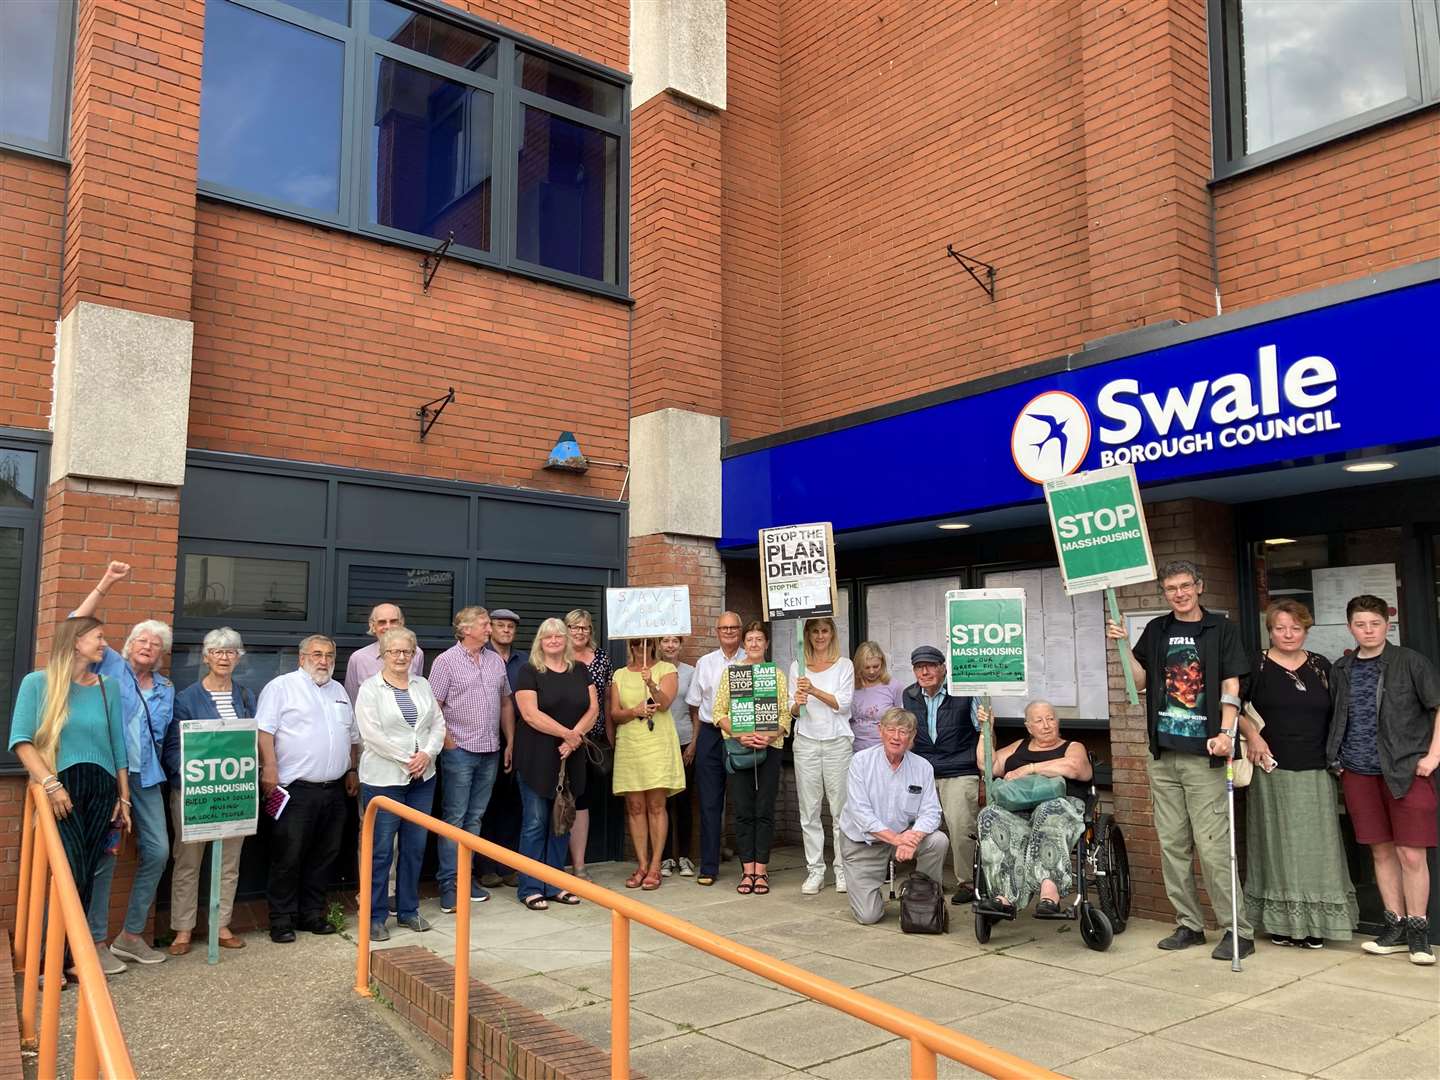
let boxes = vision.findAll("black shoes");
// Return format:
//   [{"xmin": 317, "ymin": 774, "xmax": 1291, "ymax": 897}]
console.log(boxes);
[
  {"xmin": 1363, "ymin": 910, "xmax": 1408, "ymax": 955},
  {"xmin": 302, "ymin": 917, "xmax": 337, "ymax": 936},
  {"xmin": 1157, "ymin": 925, "xmax": 1207, "ymax": 951},
  {"xmin": 1406, "ymin": 916, "xmax": 1435, "ymax": 966},
  {"xmin": 951, "ymin": 882, "xmax": 976, "ymax": 906},
  {"xmin": 1211, "ymin": 931, "xmax": 1255, "ymax": 961},
  {"xmin": 269, "ymin": 927, "xmax": 296, "ymax": 944}
]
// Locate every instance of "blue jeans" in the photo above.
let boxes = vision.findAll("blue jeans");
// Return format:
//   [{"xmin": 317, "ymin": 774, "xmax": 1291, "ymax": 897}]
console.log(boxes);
[
  {"xmin": 516, "ymin": 774, "xmax": 569, "ymax": 901},
  {"xmin": 436, "ymin": 748, "xmax": 500, "ymax": 891},
  {"xmin": 361, "ymin": 775, "xmax": 437, "ymax": 921},
  {"xmin": 89, "ymin": 779, "xmax": 168, "ymax": 940}
]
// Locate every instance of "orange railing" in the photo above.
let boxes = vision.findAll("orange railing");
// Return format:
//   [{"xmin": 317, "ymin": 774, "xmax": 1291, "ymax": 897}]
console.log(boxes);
[
  {"xmin": 355, "ymin": 796, "xmax": 1059, "ymax": 1080},
  {"xmin": 13, "ymin": 783, "xmax": 136, "ymax": 1079}
]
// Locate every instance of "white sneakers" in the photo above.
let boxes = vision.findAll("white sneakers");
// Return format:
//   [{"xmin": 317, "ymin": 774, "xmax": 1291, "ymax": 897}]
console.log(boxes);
[
  {"xmin": 660, "ymin": 858, "xmax": 676, "ymax": 877},
  {"xmin": 677, "ymin": 857, "xmax": 696, "ymax": 877},
  {"xmin": 834, "ymin": 867, "xmax": 847, "ymax": 894},
  {"xmin": 801, "ymin": 870, "xmax": 826, "ymax": 895}
]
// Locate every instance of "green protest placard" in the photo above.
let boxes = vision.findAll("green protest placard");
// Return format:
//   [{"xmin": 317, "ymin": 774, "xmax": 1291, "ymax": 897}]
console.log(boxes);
[
  {"xmin": 726, "ymin": 663, "xmax": 780, "ymax": 734},
  {"xmin": 1043, "ymin": 463, "xmax": 1156, "ymax": 595},
  {"xmin": 180, "ymin": 720, "xmax": 259, "ymax": 843},
  {"xmin": 946, "ymin": 589, "xmax": 1028, "ymax": 696}
]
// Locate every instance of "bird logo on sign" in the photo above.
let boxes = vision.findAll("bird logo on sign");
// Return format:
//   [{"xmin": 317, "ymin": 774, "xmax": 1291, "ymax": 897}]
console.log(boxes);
[{"xmin": 1011, "ymin": 390, "xmax": 1091, "ymax": 484}]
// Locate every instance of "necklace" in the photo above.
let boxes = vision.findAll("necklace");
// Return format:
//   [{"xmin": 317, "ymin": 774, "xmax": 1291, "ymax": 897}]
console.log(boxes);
[{"xmin": 1268, "ymin": 650, "xmax": 1307, "ymax": 692}]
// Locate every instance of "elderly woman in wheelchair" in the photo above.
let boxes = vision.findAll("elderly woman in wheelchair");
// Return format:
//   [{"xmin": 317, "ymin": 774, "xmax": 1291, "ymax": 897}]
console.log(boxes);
[{"xmin": 975, "ymin": 700, "xmax": 1094, "ymax": 917}]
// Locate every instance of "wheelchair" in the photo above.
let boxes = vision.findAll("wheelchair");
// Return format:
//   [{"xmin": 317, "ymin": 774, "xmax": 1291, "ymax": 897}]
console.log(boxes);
[{"xmin": 971, "ymin": 763, "xmax": 1131, "ymax": 951}]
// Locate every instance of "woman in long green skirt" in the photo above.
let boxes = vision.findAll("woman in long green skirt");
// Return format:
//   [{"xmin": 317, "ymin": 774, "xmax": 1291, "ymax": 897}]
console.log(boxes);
[{"xmin": 1240, "ymin": 600, "xmax": 1358, "ymax": 947}]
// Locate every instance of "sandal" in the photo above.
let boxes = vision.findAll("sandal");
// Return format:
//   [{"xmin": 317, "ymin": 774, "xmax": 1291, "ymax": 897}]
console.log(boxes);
[
  {"xmin": 523, "ymin": 895, "xmax": 549, "ymax": 911},
  {"xmin": 696, "ymin": 875, "xmax": 716, "ymax": 887},
  {"xmin": 168, "ymin": 937, "xmax": 192, "ymax": 956},
  {"xmin": 625, "ymin": 868, "xmax": 646, "ymax": 889},
  {"xmin": 1035, "ymin": 898, "xmax": 1060, "ymax": 916},
  {"xmin": 752, "ymin": 874, "xmax": 770, "ymax": 895},
  {"xmin": 736, "ymin": 874, "xmax": 756, "ymax": 895},
  {"xmin": 641, "ymin": 870, "xmax": 662, "ymax": 891},
  {"xmin": 552, "ymin": 891, "xmax": 582, "ymax": 906}
]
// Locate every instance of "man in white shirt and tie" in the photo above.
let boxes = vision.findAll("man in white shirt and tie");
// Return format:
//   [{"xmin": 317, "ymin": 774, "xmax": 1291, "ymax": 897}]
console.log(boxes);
[
  {"xmin": 257, "ymin": 635, "xmax": 360, "ymax": 943},
  {"xmin": 838, "ymin": 707, "xmax": 947, "ymax": 925}
]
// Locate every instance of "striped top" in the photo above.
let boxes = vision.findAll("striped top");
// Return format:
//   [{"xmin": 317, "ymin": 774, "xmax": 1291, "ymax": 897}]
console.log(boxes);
[
  {"xmin": 389, "ymin": 683, "xmax": 419, "ymax": 728},
  {"xmin": 209, "ymin": 691, "xmax": 238, "ymax": 721}
]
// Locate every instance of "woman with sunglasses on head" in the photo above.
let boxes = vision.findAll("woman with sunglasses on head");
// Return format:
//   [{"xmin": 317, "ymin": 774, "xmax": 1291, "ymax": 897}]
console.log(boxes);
[{"xmin": 609, "ymin": 637, "xmax": 684, "ymax": 890}]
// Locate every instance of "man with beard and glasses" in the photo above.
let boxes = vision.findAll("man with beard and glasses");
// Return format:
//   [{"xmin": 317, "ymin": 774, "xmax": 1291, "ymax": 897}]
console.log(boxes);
[
  {"xmin": 257, "ymin": 635, "xmax": 360, "ymax": 943},
  {"xmin": 1107, "ymin": 559, "xmax": 1252, "ymax": 960}
]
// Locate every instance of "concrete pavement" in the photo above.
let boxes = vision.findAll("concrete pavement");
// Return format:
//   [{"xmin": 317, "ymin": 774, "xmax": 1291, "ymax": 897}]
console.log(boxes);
[{"xmin": 70, "ymin": 843, "xmax": 1439, "ymax": 1078}]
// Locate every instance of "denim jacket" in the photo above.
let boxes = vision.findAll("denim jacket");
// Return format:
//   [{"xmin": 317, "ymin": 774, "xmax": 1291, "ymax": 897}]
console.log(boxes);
[
  {"xmin": 92, "ymin": 646, "xmax": 173, "ymax": 789},
  {"xmin": 164, "ymin": 679, "xmax": 258, "ymax": 787}
]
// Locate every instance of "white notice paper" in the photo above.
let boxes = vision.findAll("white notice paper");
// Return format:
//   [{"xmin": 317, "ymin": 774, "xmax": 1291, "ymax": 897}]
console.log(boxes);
[{"xmin": 1311, "ymin": 564, "xmax": 1399, "ymax": 627}]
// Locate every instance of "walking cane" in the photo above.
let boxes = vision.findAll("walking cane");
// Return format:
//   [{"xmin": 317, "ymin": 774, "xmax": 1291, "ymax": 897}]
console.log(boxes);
[{"xmin": 1225, "ymin": 752, "xmax": 1242, "ymax": 972}]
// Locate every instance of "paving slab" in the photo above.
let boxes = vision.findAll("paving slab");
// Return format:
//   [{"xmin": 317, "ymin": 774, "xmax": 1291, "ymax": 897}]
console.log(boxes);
[
  {"xmin": 1397, "ymin": 1014, "xmax": 1438, "ymax": 1045},
  {"xmin": 915, "ymin": 954, "xmax": 1089, "ymax": 1000},
  {"xmin": 807, "ymin": 1037, "xmax": 986, "ymax": 1079},
  {"xmin": 549, "ymin": 1001, "xmax": 680, "ymax": 1050},
  {"xmin": 704, "ymin": 1000, "xmax": 896, "ymax": 1070},
  {"xmin": 1236, "ymin": 978, "xmax": 1438, "ymax": 1038},
  {"xmin": 809, "ymin": 929, "xmax": 985, "ymax": 974},
  {"xmin": 488, "ymin": 972, "xmax": 607, "ymax": 1016},
  {"xmin": 466, "ymin": 948, "xmax": 547, "ymax": 985},
  {"xmin": 996, "ymin": 921, "xmax": 1160, "ymax": 976},
  {"xmin": 948, "ymin": 1002, "xmax": 1139, "ymax": 1070},
  {"xmin": 648, "ymin": 936, "xmax": 817, "ymax": 988},
  {"xmin": 1040, "ymin": 976, "xmax": 1225, "ymax": 1033},
  {"xmin": 1311, "ymin": 955, "xmax": 1440, "ymax": 1002},
  {"xmin": 630, "ymin": 972, "xmax": 801, "ymax": 1027},
  {"xmin": 545, "ymin": 954, "xmax": 712, "ymax": 998},
  {"xmin": 1160, "ymin": 1005, "xmax": 1390, "ymax": 1074},
  {"xmin": 485, "ymin": 944, "xmax": 614, "ymax": 974},
  {"xmin": 1106, "ymin": 949, "xmax": 1295, "ymax": 1005},
  {"xmin": 854, "ymin": 976, "xmax": 1006, "ymax": 1024},
  {"xmin": 1319, "ymin": 1037, "xmax": 1440, "ymax": 1080},
  {"xmin": 627, "ymin": 1031, "xmax": 796, "ymax": 1079},
  {"xmin": 772, "ymin": 950, "xmax": 900, "ymax": 988},
  {"xmin": 1066, "ymin": 1036, "xmax": 1308, "ymax": 1079}
]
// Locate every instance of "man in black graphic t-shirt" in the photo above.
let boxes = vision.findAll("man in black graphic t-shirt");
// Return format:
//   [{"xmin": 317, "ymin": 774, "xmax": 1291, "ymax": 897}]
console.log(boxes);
[{"xmin": 1107, "ymin": 559, "xmax": 1252, "ymax": 960}]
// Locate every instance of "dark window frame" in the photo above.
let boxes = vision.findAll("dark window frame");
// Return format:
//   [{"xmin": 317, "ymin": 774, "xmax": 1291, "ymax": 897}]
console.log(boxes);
[
  {"xmin": 335, "ymin": 550, "xmax": 470, "ymax": 637},
  {"xmin": 0, "ymin": 429, "xmax": 49, "ymax": 774},
  {"xmin": 0, "ymin": 0, "xmax": 76, "ymax": 161},
  {"xmin": 1209, "ymin": 0, "xmax": 1440, "ymax": 182},
  {"xmin": 198, "ymin": 0, "xmax": 630, "ymax": 298},
  {"xmin": 175, "ymin": 539, "xmax": 325, "ymax": 634}
]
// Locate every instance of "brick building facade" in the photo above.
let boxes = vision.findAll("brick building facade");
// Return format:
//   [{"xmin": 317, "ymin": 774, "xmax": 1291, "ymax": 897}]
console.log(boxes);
[{"xmin": 1, "ymin": 0, "xmax": 1437, "ymax": 939}]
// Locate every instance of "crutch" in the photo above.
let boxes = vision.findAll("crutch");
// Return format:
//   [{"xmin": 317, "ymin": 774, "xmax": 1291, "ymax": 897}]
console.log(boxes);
[{"xmin": 1225, "ymin": 753, "xmax": 1242, "ymax": 972}]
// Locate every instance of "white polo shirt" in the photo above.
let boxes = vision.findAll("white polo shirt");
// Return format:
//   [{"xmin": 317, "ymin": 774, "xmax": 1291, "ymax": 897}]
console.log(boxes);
[{"xmin": 256, "ymin": 668, "xmax": 359, "ymax": 785}]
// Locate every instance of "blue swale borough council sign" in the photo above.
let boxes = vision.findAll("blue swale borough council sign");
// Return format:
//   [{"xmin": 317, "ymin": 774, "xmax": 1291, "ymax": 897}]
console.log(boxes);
[{"xmin": 720, "ymin": 279, "xmax": 1440, "ymax": 546}]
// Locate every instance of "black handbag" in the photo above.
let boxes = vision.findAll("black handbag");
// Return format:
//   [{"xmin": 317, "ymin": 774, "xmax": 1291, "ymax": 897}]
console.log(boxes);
[{"xmin": 899, "ymin": 871, "xmax": 949, "ymax": 934}]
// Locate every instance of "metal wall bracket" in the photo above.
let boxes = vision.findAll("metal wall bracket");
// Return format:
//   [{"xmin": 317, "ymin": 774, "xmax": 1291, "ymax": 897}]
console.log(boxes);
[
  {"xmin": 421, "ymin": 232, "xmax": 455, "ymax": 292},
  {"xmin": 417, "ymin": 387, "xmax": 455, "ymax": 441},
  {"xmin": 946, "ymin": 244, "xmax": 997, "ymax": 301}
]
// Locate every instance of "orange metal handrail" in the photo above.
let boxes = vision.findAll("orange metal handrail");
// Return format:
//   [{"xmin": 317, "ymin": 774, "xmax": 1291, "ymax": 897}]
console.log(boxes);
[
  {"xmin": 13, "ymin": 783, "xmax": 136, "ymax": 1080},
  {"xmin": 355, "ymin": 796, "xmax": 1060, "ymax": 1080}
]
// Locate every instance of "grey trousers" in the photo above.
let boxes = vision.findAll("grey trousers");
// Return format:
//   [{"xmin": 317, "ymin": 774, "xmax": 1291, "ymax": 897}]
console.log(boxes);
[
  {"xmin": 1148, "ymin": 750, "xmax": 1253, "ymax": 938},
  {"xmin": 839, "ymin": 831, "xmax": 948, "ymax": 925}
]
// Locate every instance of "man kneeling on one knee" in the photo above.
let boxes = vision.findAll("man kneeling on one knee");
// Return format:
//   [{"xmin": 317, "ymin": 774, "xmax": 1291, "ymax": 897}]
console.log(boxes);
[{"xmin": 839, "ymin": 707, "xmax": 948, "ymax": 924}]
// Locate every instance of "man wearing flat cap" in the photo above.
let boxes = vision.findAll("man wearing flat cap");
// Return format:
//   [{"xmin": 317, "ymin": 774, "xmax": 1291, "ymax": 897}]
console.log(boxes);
[{"xmin": 903, "ymin": 644, "xmax": 981, "ymax": 905}]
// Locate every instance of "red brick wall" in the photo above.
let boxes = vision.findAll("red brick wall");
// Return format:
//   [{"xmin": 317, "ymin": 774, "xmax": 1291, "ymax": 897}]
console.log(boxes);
[
  {"xmin": 187, "ymin": 202, "xmax": 629, "ymax": 498},
  {"xmin": 461, "ymin": 0, "xmax": 627, "ymax": 70},
  {"xmin": 62, "ymin": 0, "xmax": 204, "ymax": 320},
  {"xmin": 720, "ymin": 0, "xmax": 783, "ymax": 441},
  {"xmin": 630, "ymin": 93, "xmax": 725, "ymax": 418},
  {"xmin": 1214, "ymin": 110, "xmax": 1440, "ymax": 311},
  {"xmin": 626, "ymin": 535, "xmax": 727, "ymax": 668},
  {"xmin": 0, "ymin": 153, "xmax": 65, "ymax": 432}
]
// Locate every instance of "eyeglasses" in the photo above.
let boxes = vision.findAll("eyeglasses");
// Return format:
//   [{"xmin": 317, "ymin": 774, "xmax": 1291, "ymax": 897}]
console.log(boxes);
[
  {"xmin": 717, "ymin": 624, "xmax": 742, "ymax": 632},
  {"xmin": 384, "ymin": 648, "xmax": 415, "ymax": 657},
  {"xmin": 208, "ymin": 648, "xmax": 240, "ymax": 658},
  {"xmin": 1162, "ymin": 582, "xmax": 1197, "ymax": 595}
]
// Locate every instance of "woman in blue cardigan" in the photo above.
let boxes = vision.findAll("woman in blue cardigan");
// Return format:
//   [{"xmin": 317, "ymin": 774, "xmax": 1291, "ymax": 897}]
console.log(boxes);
[{"xmin": 164, "ymin": 627, "xmax": 256, "ymax": 954}]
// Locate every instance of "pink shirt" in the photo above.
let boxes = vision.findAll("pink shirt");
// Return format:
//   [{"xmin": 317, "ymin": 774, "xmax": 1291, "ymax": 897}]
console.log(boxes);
[{"xmin": 850, "ymin": 681, "xmax": 905, "ymax": 752}]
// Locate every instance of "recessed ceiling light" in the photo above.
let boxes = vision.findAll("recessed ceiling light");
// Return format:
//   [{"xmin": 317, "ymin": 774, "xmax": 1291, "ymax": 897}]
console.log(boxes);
[
  {"xmin": 1264, "ymin": 538, "xmax": 1295, "ymax": 546},
  {"xmin": 1343, "ymin": 460, "xmax": 1396, "ymax": 474},
  {"xmin": 937, "ymin": 522, "xmax": 971, "ymax": 531}
]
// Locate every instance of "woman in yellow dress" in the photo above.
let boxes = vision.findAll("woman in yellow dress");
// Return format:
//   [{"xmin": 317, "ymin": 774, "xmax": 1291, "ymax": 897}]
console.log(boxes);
[{"xmin": 609, "ymin": 637, "xmax": 685, "ymax": 890}]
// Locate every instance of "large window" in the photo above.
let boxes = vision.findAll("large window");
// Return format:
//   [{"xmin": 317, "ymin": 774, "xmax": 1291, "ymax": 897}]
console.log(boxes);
[
  {"xmin": 198, "ymin": 0, "xmax": 628, "ymax": 294},
  {"xmin": 0, "ymin": 437, "xmax": 47, "ymax": 774},
  {"xmin": 1210, "ymin": 0, "xmax": 1440, "ymax": 178},
  {"xmin": 0, "ymin": 0, "xmax": 74, "ymax": 158}
]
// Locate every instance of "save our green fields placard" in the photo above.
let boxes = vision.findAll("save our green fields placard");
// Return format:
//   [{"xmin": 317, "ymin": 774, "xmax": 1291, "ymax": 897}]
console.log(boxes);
[
  {"xmin": 726, "ymin": 663, "xmax": 780, "ymax": 734},
  {"xmin": 1043, "ymin": 463, "xmax": 1156, "ymax": 595},
  {"xmin": 179, "ymin": 719, "xmax": 259, "ymax": 843},
  {"xmin": 946, "ymin": 589, "xmax": 1028, "ymax": 696}
]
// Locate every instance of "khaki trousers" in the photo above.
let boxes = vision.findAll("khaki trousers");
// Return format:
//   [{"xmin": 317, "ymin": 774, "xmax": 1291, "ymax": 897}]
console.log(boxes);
[
  {"xmin": 936, "ymin": 775, "xmax": 981, "ymax": 887},
  {"xmin": 1148, "ymin": 750, "xmax": 1253, "ymax": 938},
  {"xmin": 169, "ymin": 790, "xmax": 244, "ymax": 932}
]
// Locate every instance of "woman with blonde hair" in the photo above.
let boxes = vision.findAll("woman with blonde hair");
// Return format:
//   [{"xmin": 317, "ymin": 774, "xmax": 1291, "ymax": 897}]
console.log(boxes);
[
  {"xmin": 563, "ymin": 608, "xmax": 611, "ymax": 880},
  {"xmin": 788, "ymin": 617, "xmax": 855, "ymax": 895},
  {"xmin": 513, "ymin": 618, "xmax": 598, "ymax": 909},
  {"xmin": 609, "ymin": 637, "xmax": 684, "ymax": 890},
  {"xmin": 850, "ymin": 642, "xmax": 904, "ymax": 753},
  {"xmin": 9, "ymin": 617, "xmax": 130, "ymax": 930}
]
